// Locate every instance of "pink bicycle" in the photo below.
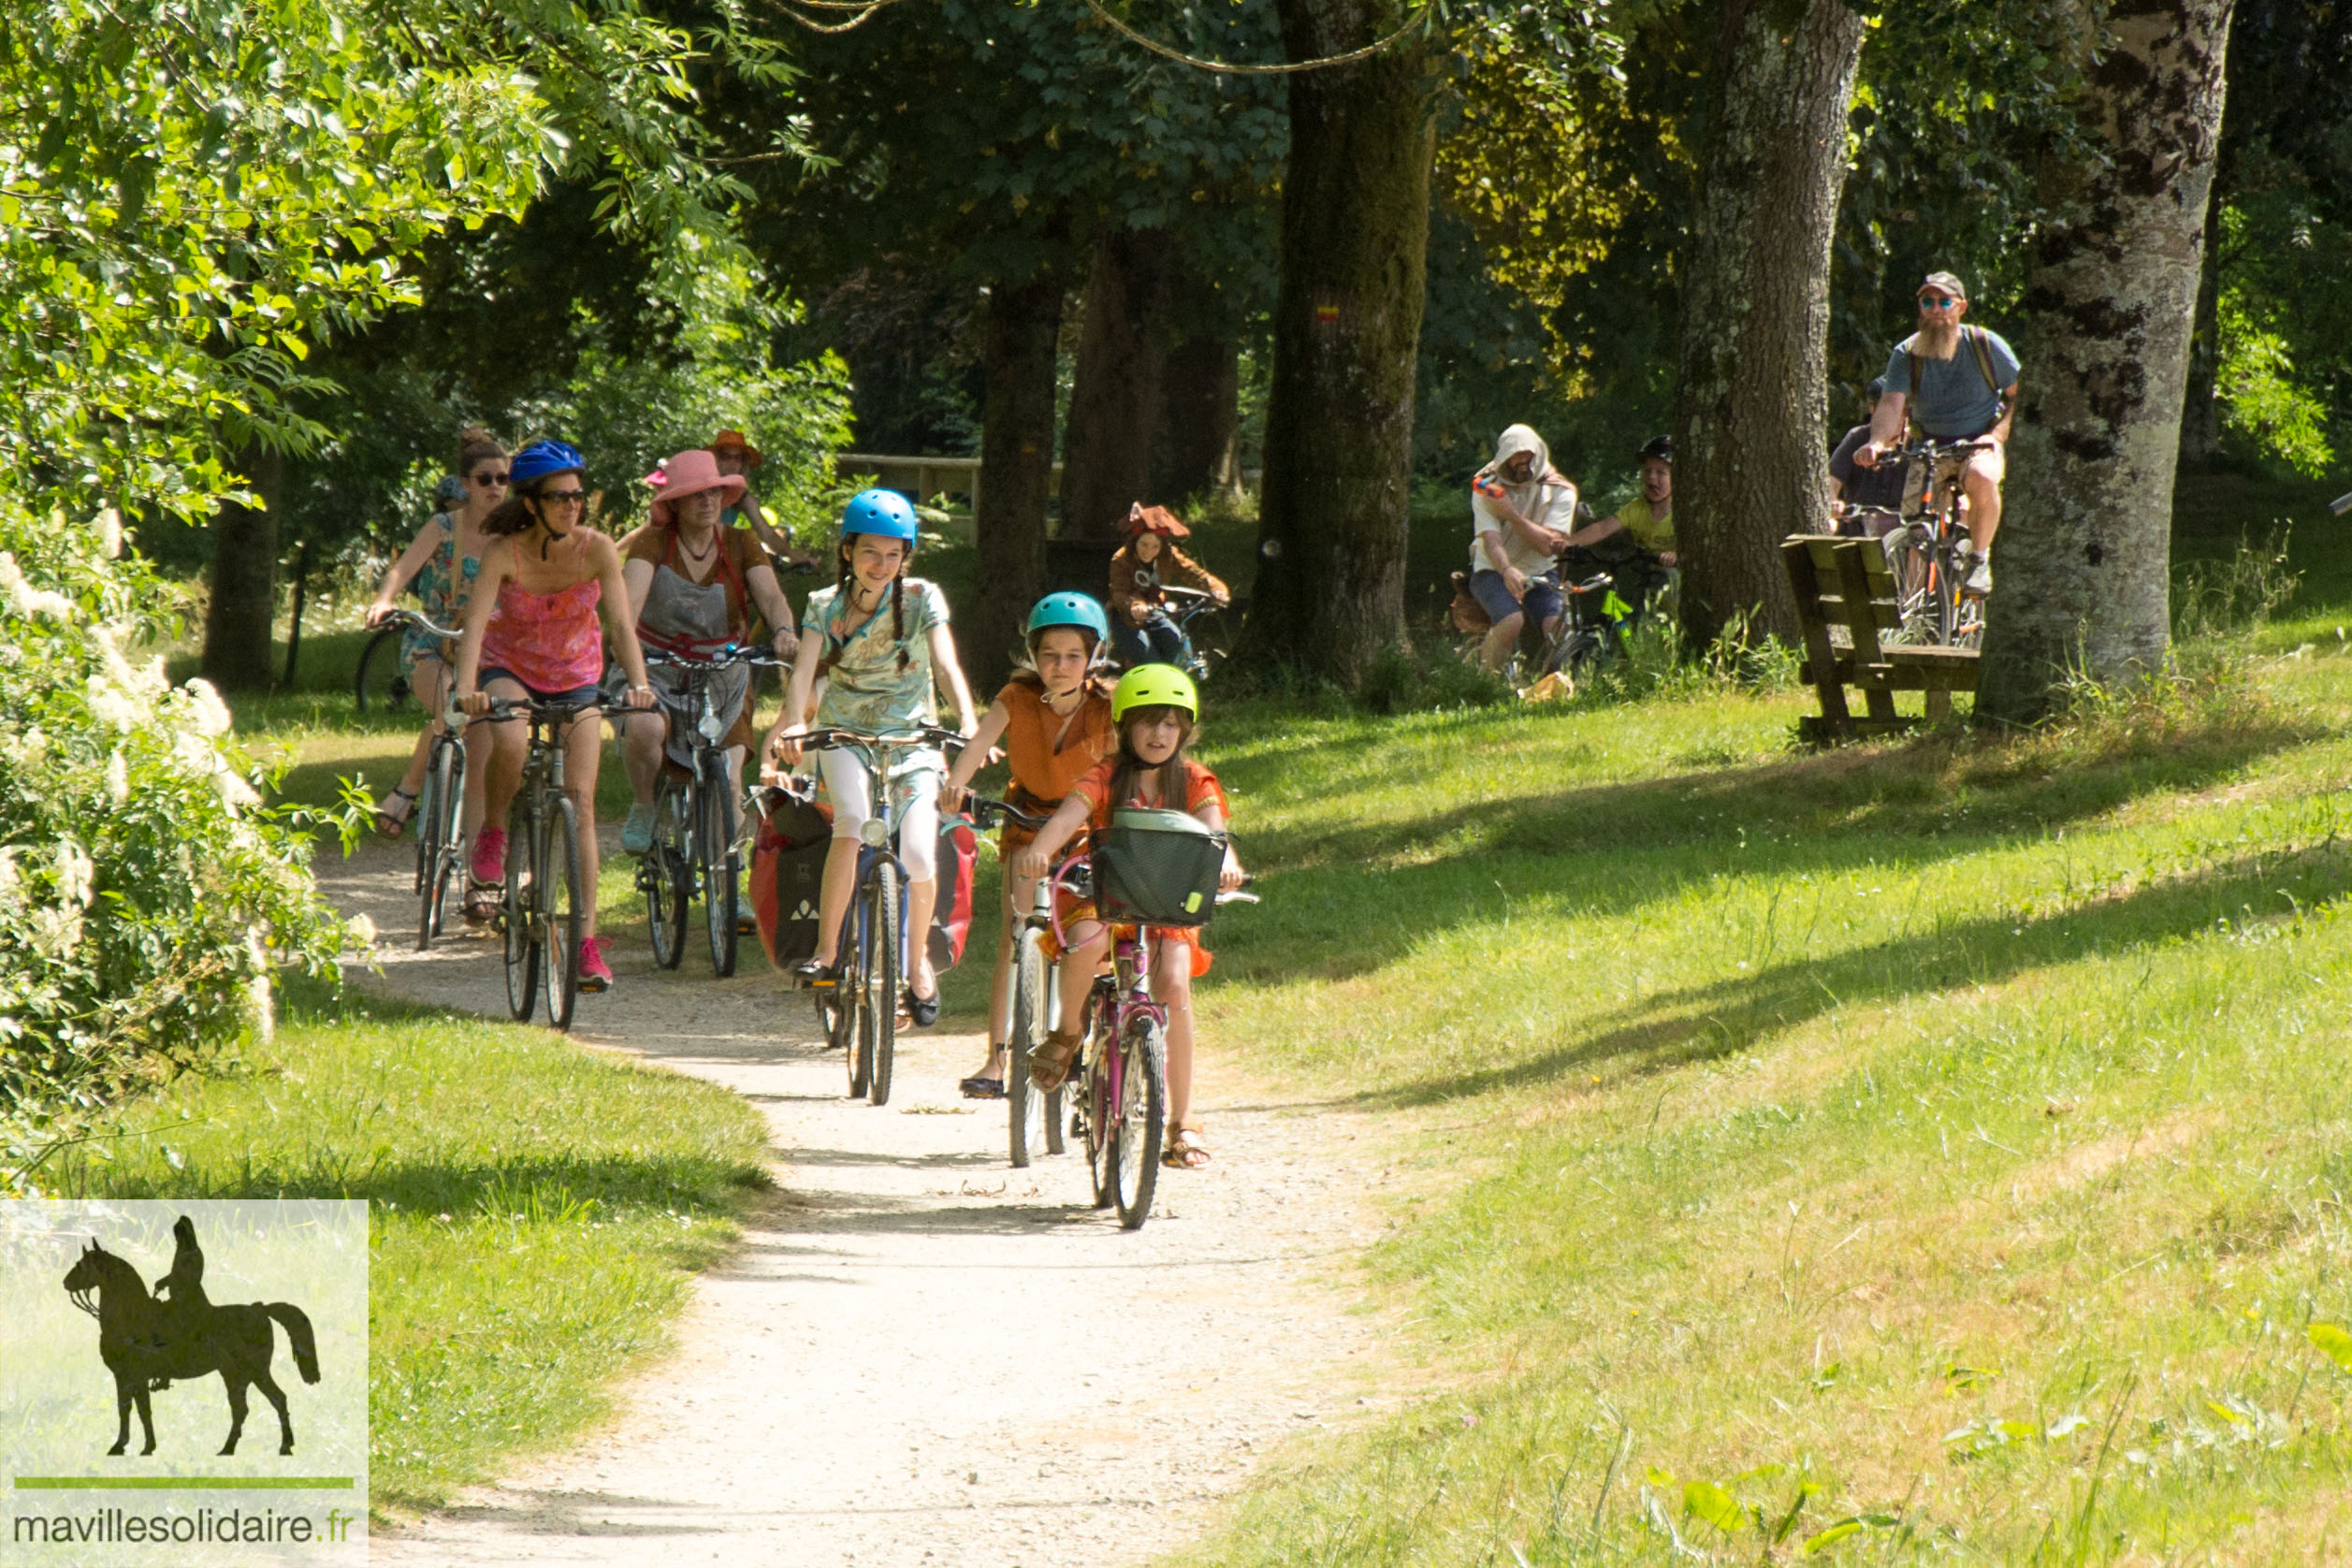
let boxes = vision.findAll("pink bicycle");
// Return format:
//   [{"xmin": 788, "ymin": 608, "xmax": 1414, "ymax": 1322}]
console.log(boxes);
[{"xmin": 1047, "ymin": 849, "xmax": 1254, "ymax": 1229}]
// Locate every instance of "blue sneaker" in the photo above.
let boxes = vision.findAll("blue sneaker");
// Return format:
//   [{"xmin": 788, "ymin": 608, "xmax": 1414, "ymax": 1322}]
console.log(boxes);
[{"xmin": 621, "ymin": 802, "xmax": 655, "ymax": 854}]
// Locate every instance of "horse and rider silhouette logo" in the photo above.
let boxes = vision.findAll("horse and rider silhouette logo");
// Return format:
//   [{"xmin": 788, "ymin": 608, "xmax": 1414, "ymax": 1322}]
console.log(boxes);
[{"xmin": 59, "ymin": 1215, "xmax": 321, "ymax": 1458}]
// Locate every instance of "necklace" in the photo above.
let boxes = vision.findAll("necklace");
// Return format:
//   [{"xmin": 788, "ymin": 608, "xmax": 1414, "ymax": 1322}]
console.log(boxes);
[{"xmin": 676, "ymin": 530, "xmax": 718, "ymax": 567}]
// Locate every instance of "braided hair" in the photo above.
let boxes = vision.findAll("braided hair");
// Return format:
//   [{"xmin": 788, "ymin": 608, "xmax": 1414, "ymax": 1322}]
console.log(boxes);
[{"xmin": 820, "ymin": 533, "xmax": 916, "ymax": 676}]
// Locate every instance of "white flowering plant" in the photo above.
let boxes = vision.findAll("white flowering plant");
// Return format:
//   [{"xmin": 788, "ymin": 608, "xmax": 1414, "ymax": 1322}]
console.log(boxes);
[{"xmin": 0, "ymin": 510, "xmax": 356, "ymax": 1188}]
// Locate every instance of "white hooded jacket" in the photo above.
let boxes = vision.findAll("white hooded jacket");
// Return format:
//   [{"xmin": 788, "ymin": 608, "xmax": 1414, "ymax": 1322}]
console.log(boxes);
[{"xmin": 1468, "ymin": 424, "xmax": 1579, "ymax": 576}]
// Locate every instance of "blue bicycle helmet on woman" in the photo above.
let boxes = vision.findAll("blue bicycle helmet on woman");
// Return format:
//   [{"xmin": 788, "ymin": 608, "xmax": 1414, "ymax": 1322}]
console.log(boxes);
[
  {"xmin": 1024, "ymin": 591, "xmax": 1111, "ymax": 648},
  {"xmin": 509, "ymin": 438, "xmax": 585, "ymax": 486},
  {"xmin": 842, "ymin": 487, "xmax": 918, "ymax": 541}
]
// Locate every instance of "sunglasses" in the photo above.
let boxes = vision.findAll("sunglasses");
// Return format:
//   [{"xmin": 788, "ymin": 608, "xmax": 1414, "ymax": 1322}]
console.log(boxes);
[
  {"xmin": 472, "ymin": 472, "xmax": 509, "ymax": 486},
  {"xmin": 536, "ymin": 490, "xmax": 588, "ymax": 509},
  {"xmin": 1918, "ymin": 295, "xmax": 1959, "ymax": 310}
]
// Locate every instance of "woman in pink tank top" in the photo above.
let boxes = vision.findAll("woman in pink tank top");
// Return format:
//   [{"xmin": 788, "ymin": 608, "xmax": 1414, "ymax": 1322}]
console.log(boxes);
[{"xmin": 453, "ymin": 439, "xmax": 656, "ymax": 995}]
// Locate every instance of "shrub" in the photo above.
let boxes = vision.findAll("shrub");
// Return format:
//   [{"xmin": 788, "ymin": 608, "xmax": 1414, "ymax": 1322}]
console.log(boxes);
[{"xmin": 0, "ymin": 514, "xmax": 356, "ymax": 1191}]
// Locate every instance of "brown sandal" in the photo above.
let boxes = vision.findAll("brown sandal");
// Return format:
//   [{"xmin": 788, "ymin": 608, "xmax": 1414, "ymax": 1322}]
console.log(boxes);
[
  {"xmin": 1163, "ymin": 1122, "xmax": 1211, "ymax": 1169},
  {"xmin": 1027, "ymin": 1027, "xmax": 1082, "ymax": 1093}
]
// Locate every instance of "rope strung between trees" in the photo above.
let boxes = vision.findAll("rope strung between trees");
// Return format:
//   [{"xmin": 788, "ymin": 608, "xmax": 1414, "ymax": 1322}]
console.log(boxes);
[
  {"xmin": 751, "ymin": 0, "xmax": 907, "ymax": 34},
  {"xmin": 1073, "ymin": 0, "xmax": 1431, "ymax": 75}
]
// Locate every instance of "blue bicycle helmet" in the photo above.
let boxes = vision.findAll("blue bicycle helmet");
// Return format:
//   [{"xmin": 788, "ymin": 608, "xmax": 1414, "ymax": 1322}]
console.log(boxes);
[
  {"xmin": 841, "ymin": 487, "xmax": 919, "ymax": 541},
  {"xmin": 509, "ymin": 439, "xmax": 585, "ymax": 486},
  {"xmin": 1024, "ymin": 591, "xmax": 1111, "ymax": 645}
]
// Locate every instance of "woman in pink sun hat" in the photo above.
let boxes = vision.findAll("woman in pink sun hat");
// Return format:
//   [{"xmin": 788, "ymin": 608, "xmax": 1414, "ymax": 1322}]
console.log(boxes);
[{"xmin": 616, "ymin": 449, "xmax": 805, "ymax": 873}]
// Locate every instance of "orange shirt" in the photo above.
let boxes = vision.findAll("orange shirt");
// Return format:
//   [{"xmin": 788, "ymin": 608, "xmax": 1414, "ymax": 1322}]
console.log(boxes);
[
  {"xmin": 1070, "ymin": 756, "xmax": 1229, "ymax": 833},
  {"xmin": 996, "ymin": 678, "xmax": 1117, "ymax": 808}
]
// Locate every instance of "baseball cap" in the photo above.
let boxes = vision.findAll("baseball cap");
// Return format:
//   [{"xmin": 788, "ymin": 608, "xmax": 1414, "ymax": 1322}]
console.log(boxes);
[{"xmin": 1919, "ymin": 271, "xmax": 1967, "ymax": 301}]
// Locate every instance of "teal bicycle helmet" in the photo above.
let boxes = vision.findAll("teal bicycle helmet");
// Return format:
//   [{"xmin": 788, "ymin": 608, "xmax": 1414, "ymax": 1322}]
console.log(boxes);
[
  {"xmin": 1024, "ymin": 591, "xmax": 1111, "ymax": 645},
  {"xmin": 842, "ymin": 487, "xmax": 919, "ymax": 541}
]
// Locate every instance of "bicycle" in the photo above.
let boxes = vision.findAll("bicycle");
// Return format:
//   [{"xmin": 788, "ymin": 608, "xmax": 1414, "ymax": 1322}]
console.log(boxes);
[
  {"xmin": 1047, "ymin": 854, "xmax": 1255, "ymax": 1229},
  {"xmin": 1119, "ymin": 585, "xmax": 1233, "ymax": 682},
  {"xmin": 481, "ymin": 697, "xmax": 597, "ymax": 1032},
  {"xmin": 1538, "ymin": 547, "xmax": 1672, "ymax": 683},
  {"xmin": 373, "ymin": 610, "xmax": 468, "ymax": 948},
  {"xmin": 354, "ymin": 621, "xmax": 416, "ymax": 715},
  {"xmin": 1882, "ymin": 438, "xmax": 1993, "ymax": 648},
  {"xmin": 793, "ymin": 725, "xmax": 965, "ymax": 1107},
  {"xmin": 964, "ymin": 795, "xmax": 1066, "ymax": 1168},
  {"xmin": 638, "ymin": 645, "xmax": 789, "ymax": 978}
]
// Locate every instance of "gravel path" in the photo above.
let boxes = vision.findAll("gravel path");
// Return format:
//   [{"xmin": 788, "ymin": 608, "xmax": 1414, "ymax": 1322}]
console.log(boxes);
[{"xmin": 323, "ymin": 841, "xmax": 1401, "ymax": 1567}]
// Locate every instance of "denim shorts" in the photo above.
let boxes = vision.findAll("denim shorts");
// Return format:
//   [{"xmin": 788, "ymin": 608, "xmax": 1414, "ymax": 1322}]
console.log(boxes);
[
  {"xmin": 1467, "ymin": 570, "xmax": 1563, "ymax": 630},
  {"xmin": 478, "ymin": 668, "xmax": 605, "ymax": 708}
]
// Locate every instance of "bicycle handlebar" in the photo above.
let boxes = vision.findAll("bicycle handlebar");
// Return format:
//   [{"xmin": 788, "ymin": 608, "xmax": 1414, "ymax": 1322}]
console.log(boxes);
[
  {"xmin": 796, "ymin": 724, "xmax": 966, "ymax": 753},
  {"xmin": 644, "ymin": 645, "xmax": 791, "ymax": 672},
  {"xmin": 964, "ymin": 794, "xmax": 1048, "ymax": 829},
  {"xmin": 375, "ymin": 607, "xmax": 463, "ymax": 641},
  {"xmin": 472, "ymin": 697, "xmax": 602, "ymax": 726}
]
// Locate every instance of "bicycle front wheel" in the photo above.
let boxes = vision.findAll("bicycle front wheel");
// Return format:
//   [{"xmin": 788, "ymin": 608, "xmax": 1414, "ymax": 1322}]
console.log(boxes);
[
  {"xmin": 355, "ymin": 625, "xmax": 412, "ymax": 716},
  {"xmin": 700, "ymin": 758, "xmax": 739, "ymax": 978},
  {"xmin": 1083, "ymin": 1004, "xmax": 1115, "ymax": 1209},
  {"xmin": 1111, "ymin": 1015, "xmax": 1168, "ymax": 1229},
  {"xmin": 646, "ymin": 778, "xmax": 690, "ymax": 970},
  {"xmin": 864, "ymin": 861, "xmax": 900, "ymax": 1106},
  {"xmin": 1009, "ymin": 931, "xmax": 1047, "ymax": 1168},
  {"xmin": 502, "ymin": 796, "xmax": 538, "ymax": 1023},
  {"xmin": 541, "ymin": 795, "xmax": 583, "ymax": 1032}
]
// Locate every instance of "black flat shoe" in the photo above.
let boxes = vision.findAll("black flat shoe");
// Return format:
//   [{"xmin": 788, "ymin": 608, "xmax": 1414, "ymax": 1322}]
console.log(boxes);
[
  {"xmin": 959, "ymin": 1074, "xmax": 1004, "ymax": 1100},
  {"xmin": 906, "ymin": 987, "xmax": 940, "ymax": 1026}
]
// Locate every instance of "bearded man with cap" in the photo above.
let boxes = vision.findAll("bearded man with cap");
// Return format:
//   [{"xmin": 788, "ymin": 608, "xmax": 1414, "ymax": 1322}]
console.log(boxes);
[{"xmin": 1853, "ymin": 271, "xmax": 2020, "ymax": 597}]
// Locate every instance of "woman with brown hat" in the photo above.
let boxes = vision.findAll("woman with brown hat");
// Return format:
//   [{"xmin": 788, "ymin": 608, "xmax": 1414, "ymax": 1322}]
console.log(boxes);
[
  {"xmin": 617, "ymin": 448, "xmax": 804, "ymax": 859},
  {"xmin": 1106, "ymin": 503, "xmax": 1227, "ymax": 668}
]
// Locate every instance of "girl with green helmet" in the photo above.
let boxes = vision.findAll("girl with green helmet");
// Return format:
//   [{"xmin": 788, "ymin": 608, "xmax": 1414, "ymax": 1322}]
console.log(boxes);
[
  {"xmin": 938, "ymin": 592, "xmax": 1118, "ymax": 1097},
  {"xmin": 1009, "ymin": 661, "xmax": 1245, "ymax": 1170},
  {"xmin": 763, "ymin": 489, "xmax": 980, "ymax": 1022}
]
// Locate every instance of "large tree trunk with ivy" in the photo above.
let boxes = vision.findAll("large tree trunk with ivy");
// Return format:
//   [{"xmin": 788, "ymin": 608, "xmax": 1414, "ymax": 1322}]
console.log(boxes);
[
  {"xmin": 201, "ymin": 445, "xmax": 284, "ymax": 692},
  {"xmin": 1059, "ymin": 229, "xmax": 1170, "ymax": 541},
  {"xmin": 970, "ymin": 273, "xmax": 1066, "ymax": 691},
  {"xmin": 1978, "ymin": 0, "xmax": 2233, "ymax": 724},
  {"xmin": 1243, "ymin": 0, "xmax": 1431, "ymax": 684},
  {"xmin": 1672, "ymin": 0, "xmax": 1866, "ymax": 650},
  {"xmin": 1153, "ymin": 332, "xmax": 1241, "ymax": 504}
]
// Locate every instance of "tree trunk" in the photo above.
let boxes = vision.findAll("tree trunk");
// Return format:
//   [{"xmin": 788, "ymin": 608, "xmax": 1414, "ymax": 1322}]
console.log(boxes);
[
  {"xmin": 201, "ymin": 444, "xmax": 283, "ymax": 692},
  {"xmin": 1058, "ymin": 229, "xmax": 1170, "ymax": 541},
  {"xmin": 1672, "ymin": 0, "xmax": 1866, "ymax": 651},
  {"xmin": 1243, "ymin": 0, "xmax": 1432, "ymax": 684},
  {"xmin": 1978, "ymin": 0, "xmax": 2234, "ymax": 723},
  {"xmin": 2176, "ymin": 160, "xmax": 2226, "ymax": 466},
  {"xmin": 970, "ymin": 274, "xmax": 1066, "ymax": 693},
  {"xmin": 1153, "ymin": 332, "xmax": 1241, "ymax": 505}
]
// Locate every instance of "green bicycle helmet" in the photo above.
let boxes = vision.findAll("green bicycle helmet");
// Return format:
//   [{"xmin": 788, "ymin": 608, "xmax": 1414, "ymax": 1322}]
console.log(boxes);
[
  {"xmin": 1024, "ymin": 591, "xmax": 1111, "ymax": 645},
  {"xmin": 1111, "ymin": 662, "xmax": 1198, "ymax": 721}
]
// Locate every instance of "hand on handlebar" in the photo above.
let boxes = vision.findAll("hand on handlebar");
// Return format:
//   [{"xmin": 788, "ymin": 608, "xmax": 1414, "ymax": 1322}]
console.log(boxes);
[
  {"xmin": 938, "ymin": 780, "xmax": 971, "ymax": 816},
  {"xmin": 1010, "ymin": 843, "xmax": 1050, "ymax": 881},
  {"xmin": 1219, "ymin": 848, "xmax": 1247, "ymax": 893},
  {"xmin": 1502, "ymin": 564, "xmax": 1529, "ymax": 601},
  {"xmin": 771, "ymin": 627, "xmax": 800, "ymax": 662},
  {"xmin": 619, "ymin": 684, "xmax": 656, "ymax": 712},
  {"xmin": 766, "ymin": 724, "xmax": 807, "ymax": 772},
  {"xmin": 365, "ymin": 602, "xmax": 398, "ymax": 628}
]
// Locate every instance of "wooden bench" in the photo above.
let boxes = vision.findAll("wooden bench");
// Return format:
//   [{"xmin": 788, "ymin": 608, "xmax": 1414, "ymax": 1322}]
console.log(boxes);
[{"xmin": 1780, "ymin": 533, "xmax": 1979, "ymax": 743}]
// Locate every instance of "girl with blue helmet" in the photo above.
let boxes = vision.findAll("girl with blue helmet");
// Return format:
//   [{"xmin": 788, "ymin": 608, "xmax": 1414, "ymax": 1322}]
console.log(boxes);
[
  {"xmin": 937, "ymin": 591, "xmax": 1117, "ymax": 1097},
  {"xmin": 763, "ymin": 489, "xmax": 980, "ymax": 1022},
  {"xmin": 451, "ymin": 437, "xmax": 658, "ymax": 995}
]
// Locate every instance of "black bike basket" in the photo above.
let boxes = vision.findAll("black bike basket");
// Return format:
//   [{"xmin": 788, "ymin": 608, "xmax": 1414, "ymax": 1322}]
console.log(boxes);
[{"xmin": 1093, "ymin": 808, "xmax": 1227, "ymax": 928}]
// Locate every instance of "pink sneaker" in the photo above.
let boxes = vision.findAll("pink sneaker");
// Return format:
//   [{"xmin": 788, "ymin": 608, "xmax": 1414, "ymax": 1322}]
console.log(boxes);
[
  {"xmin": 471, "ymin": 826, "xmax": 508, "ymax": 887},
  {"xmin": 578, "ymin": 936, "xmax": 614, "ymax": 993}
]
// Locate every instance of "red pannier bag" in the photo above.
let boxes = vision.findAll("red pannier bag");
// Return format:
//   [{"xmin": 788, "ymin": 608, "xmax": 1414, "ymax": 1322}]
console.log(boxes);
[
  {"xmin": 752, "ymin": 786, "xmax": 833, "ymax": 969},
  {"xmin": 929, "ymin": 816, "xmax": 979, "ymax": 972}
]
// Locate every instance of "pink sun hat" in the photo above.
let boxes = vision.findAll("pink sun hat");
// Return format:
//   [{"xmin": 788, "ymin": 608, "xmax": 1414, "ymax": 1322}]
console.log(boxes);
[{"xmin": 644, "ymin": 448, "xmax": 748, "ymax": 527}]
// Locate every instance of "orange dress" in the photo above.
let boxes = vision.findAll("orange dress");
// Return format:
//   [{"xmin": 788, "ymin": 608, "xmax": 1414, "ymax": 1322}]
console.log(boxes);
[
  {"xmin": 1048, "ymin": 756, "xmax": 1230, "ymax": 977},
  {"xmin": 995, "ymin": 675, "xmax": 1116, "ymax": 850}
]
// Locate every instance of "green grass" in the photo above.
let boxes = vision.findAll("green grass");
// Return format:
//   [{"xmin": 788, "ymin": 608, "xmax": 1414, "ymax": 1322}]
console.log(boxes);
[{"xmin": 42, "ymin": 975, "xmax": 770, "ymax": 1518}]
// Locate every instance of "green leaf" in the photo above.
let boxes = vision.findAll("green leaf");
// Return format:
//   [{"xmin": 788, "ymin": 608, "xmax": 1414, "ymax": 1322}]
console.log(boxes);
[
  {"xmin": 1683, "ymin": 1481, "xmax": 1745, "ymax": 1534},
  {"xmin": 2308, "ymin": 1323, "xmax": 2352, "ymax": 1372},
  {"xmin": 1802, "ymin": 1520, "xmax": 1864, "ymax": 1554}
]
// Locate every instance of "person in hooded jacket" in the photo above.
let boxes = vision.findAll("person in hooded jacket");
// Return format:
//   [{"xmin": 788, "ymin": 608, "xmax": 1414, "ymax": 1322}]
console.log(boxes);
[
  {"xmin": 1466, "ymin": 424, "xmax": 1580, "ymax": 673},
  {"xmin": 1106, "ymin": 503, "xmax": 1228, "ymax": 668}
]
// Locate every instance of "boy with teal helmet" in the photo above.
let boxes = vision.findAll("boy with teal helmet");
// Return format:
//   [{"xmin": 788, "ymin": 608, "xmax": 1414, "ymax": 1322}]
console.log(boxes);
[
  {"xmin": 1010, "ymin": 661, "xmax": 1241, "ymax": 1169},
  {"xmin": 763, "ymin": 488, "xmax": 980, "ymax": 1023},
  {"xmin": 940, "ymin": 591, "xmax": 1119, "ymax": 1096}
]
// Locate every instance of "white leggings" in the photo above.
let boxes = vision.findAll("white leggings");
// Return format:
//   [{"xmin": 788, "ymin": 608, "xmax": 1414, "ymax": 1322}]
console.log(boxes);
[{"xmin": 817, "ymin": 748, "xmax": 938, "ymax": 880}]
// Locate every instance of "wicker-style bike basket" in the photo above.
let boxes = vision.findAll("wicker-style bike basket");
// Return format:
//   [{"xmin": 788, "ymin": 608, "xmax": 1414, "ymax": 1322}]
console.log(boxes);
[{"xmin": 1094, "ymin": 807, "xmax": 1227, "ymax": 927}]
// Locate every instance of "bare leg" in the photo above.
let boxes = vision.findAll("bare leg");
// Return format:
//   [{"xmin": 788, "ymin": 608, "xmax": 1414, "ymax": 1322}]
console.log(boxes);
[
  {"xmin": 906, "ymin": 876, "xmax": 938, "ymax": 998},
  {"xmin": 470, "ymin": 676, "xmax": 530, "ymax": 846},
  {"xmin": 562, "ymin": 709, "xmax": 606, "ymax": 939},
  {"xmin": 1963, "ymin": 450, "xmax": 2005, "ymax": 554},
  {"xmin": 1153, "ymin": 939, "xmax": 1198, "ymax": 1134},
  {"xmin": 620, "ymin": 707, "xmax": 667, "ymax": 805},
  {"xmin": 393, "ymin": 659, "xmax": 449, "ymax": 795},
  {"xmin": 1481, "ymin": 610, "xmax": 1525, "ymax": 674},
  {"xmin": 1053, "ymin": 922, "xmax": 1109, "ymax": 1030},
  {"xmin": 811, "ymin": 837, "xmax": 860, "ymax": 966}
]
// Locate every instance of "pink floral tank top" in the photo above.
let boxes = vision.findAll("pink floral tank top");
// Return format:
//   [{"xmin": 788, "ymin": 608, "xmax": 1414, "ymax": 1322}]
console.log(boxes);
[{"xmin": 479, "ymin": 574, "xmax": 603, "ymax": 692}]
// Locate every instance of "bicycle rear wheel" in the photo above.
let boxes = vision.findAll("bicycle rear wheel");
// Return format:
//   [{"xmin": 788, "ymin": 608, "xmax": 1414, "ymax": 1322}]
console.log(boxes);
[
  {"xmin": 700, "ymin": 757, "xmax": 739, "ymax": 978},
  {"xmin": 541, "ymin": 795, "xmax": 583, "ymax": 1031},
  {"xmin": 1111, "ymin": 1015, "xmax": 1168, "ymax": 1229},
  {"xmin": 502, "ymin": 797, "xmax": 538, "ymax": 1023},
  {"xmin": 864, "ymin": 861, "xmax": 899, "ymax": 1106},
  {"xmin": 645, "ymin": 779, "xmax": 690, "ymax": 970},
  {"xmin": 1009, "ymin": 930, "xmax": 1047, "ymax": 1168},
  {"xmin": 354, "ymin": 625, "xmax": 412, "ymax": 716}
]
